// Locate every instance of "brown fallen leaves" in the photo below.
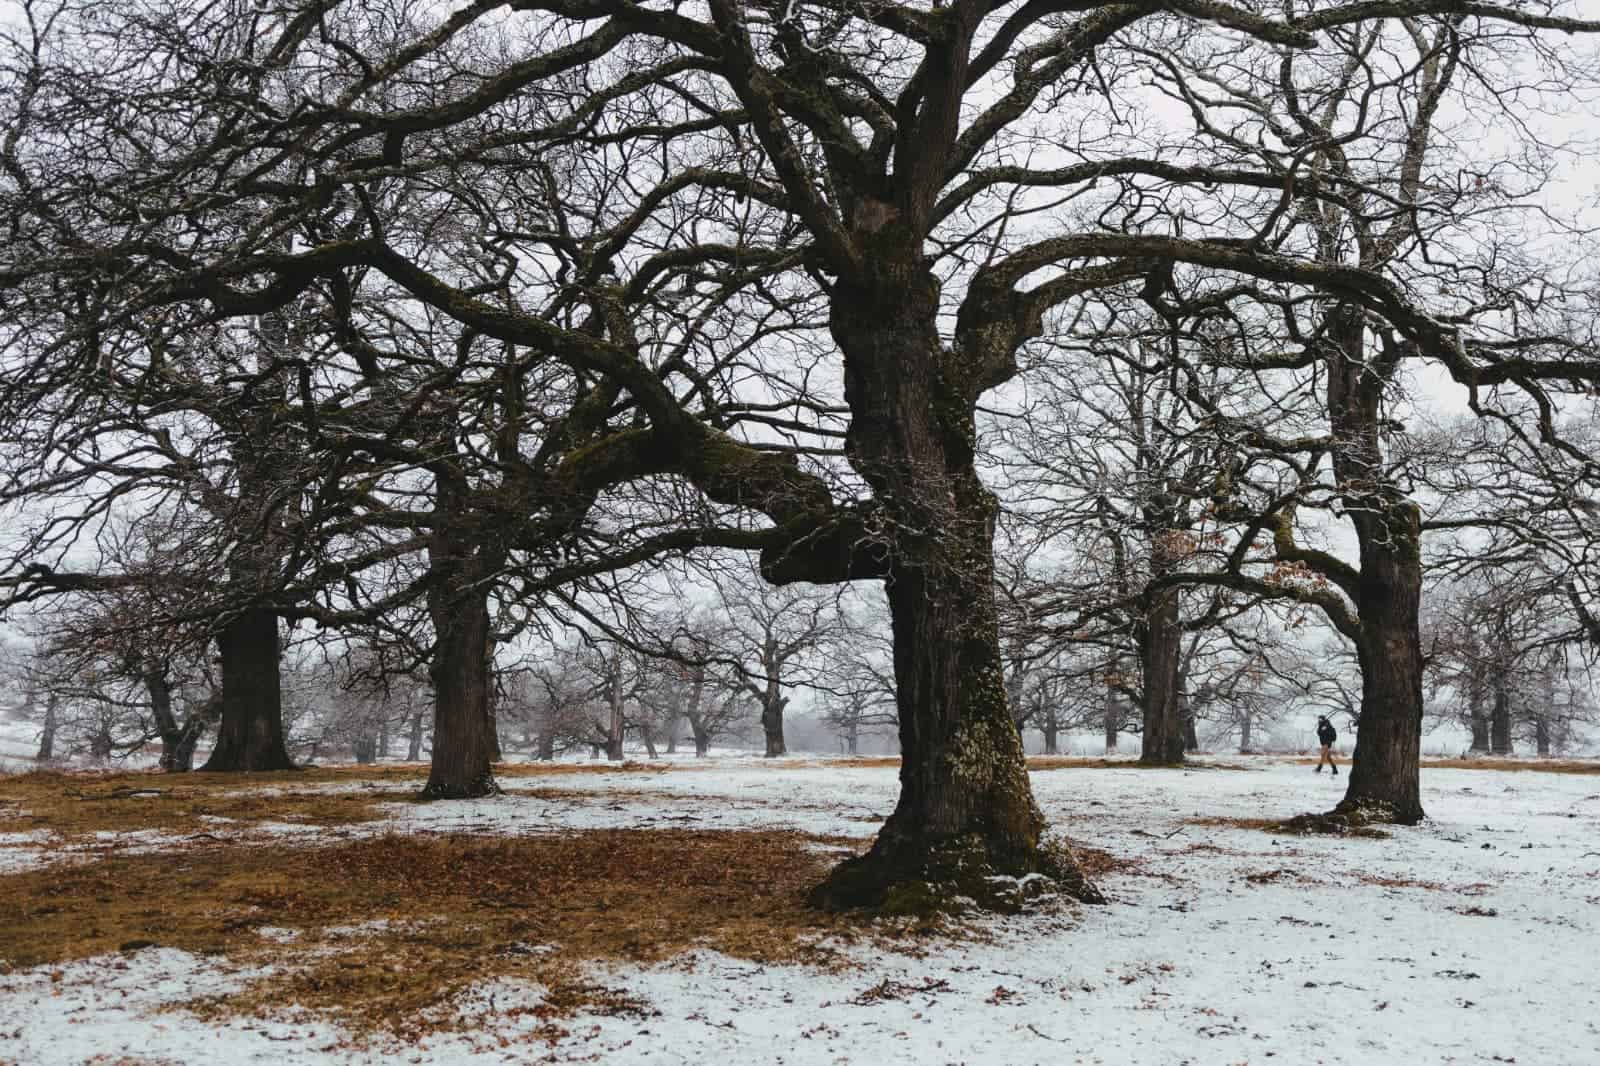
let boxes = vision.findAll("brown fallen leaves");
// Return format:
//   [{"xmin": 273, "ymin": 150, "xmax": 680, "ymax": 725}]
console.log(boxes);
[
  {"xmin": 0, "ymin": 768, "xmax": 408, "ymax": 839},
  {"xmin": 0, "ymin": 827, "xmax": 874, "ymax": 1045}
]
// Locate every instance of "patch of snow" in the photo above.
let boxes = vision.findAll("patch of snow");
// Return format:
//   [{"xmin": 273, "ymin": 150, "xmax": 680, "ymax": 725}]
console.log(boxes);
[{"xmin": 0, "ymin": 948, "xmax": 343, "ymax": 1066}]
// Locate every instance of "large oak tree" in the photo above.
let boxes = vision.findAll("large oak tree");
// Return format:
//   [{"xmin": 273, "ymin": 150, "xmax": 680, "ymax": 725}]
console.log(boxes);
[{"xmin": 5, "ymin": 0, "xmax": 1600, "ymax": 907}]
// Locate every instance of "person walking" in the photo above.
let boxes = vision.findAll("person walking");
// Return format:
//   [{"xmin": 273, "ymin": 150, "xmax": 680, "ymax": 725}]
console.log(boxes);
[{"xmin": 1314, "ymin": 715, "xmax": 1338, "ymax": 775}]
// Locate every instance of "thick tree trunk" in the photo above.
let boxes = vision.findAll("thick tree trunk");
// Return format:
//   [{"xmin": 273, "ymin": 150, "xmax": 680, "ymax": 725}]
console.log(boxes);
[
  {"xmin": 604, "ymin": 696, "xmax": 625, "ymax": 761},
  {"xmin": 1103, "ymin": 685, "xmax": 1119, "ymax": 754},
  {"xmin": 683, "ymin": 677, "xmax": 709, "ymax": 757},
  {"xmin": 406, "ymin": 709, "xmax": 426, "ymax": 761},
  {"xmin": 485, "ymin": 698, "xmax": 503, "ymax": 763},
  {"xmin": 422, "ymin": 583, "xmax": 498, "ymax": 798},
  {"xmin": 536, "ymin": 729, "xmax": 556, "ymax": 761},
  {"xmin": 1180, "ymin": 688, "xmax": 1199, "ymax": 753},
  {"xmin": 1042, "ymin": 719, "xmax": 1060, "ymax": 756},
  {"xmin": 1320, "ymin": 306, "xmax": 1425, "ymax": 826},
  {"xmin": 36, "ymin": 692, "xmax": 57, "ymax": 762},
  {"xmin": 90, "ymin": 722, "xmax": 114, "ymax": 761},
  {"xmin": 806, "ymin": 268, "xmax": 1100, "ymax": 912},
  {"xmin": 352, "ymin": 733, "xmax": 377, "ymax": 764},
  {"xmin": 1139, "ymin": 584, "xmax": 1185, "ymax": 766},
  {"xmin": 420, "ymin": 458, "xmax": 502, "ymax": 798},
  {"xmin": 1239, "ymin": 709, "xmax": 1253, "ymax": 754},
  {"xmin": 1534, "ymin": 715, "xmax": 1551, "ymax": 756},
  {"xmin": 202, "ymin": 609, "xmax": 295, "ymax": 772},
  {"xmin": 1468, "ymin": 700, "xmax": 1490, "ymax": 753},
  {"xmin": 203, "ymin": 310, "xmax": 297, "ymax": 775},
  {"xmin": 1337, "ymin": 510, "xmax": 1426, "ymax": 824},
  {"xmin": 1490, "ymin": 682, "xmax": 1514, "ymax": 755},
  {"xmin": 761, "ymin": 690, "xmax": 787, "ymax": 757}
]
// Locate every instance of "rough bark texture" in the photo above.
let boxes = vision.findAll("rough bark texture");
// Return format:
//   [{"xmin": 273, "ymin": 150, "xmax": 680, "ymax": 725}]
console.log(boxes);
[
  {"xmin": 760, "ymin": 687, "xmax": 787, "ymax": 758},
  {"xmin": 201, "ymin": 609, "xmax": 295, "ymax": 772},
  {"xmin": 423, "ymin": 583, "xmax": 498, "ymax": 797},
  {"xmin": 1341, "ymin": 558, "xmax": 1425, "ymax": 824},
  {"xmin": 485, "ymin": 700, "xmax": 503, "ymax": 763},
  {"xmin": 1180, "ymin": 686, "xmax": 1200, "ymax": 753},
  {"xmin": 1327, "ymin": 307, "xmax": 1425, "ymax": 825},
  {"xmin": 203, "ymin": 311, "xmax": 296, "ymax": 775},
  {"xmin": 804, "ymin": 264, "xmax": 1100, "ymax": 913},
  {"xmin": 1139, "ymin": 584, "xmax": 1186, "ymax": 766},
  {"xmin": 1104, "ymin": 685, "xmax": 1119, "ymax": 753},
  {"xmin": 419, "ymin": 458, "xmax": 503, "ymax": 799},
  {"xmin": 170, "ymin": 714, "xmax": 206, "ymax": 773},
  {"xmin": 1468, "ymin": 702, "xmax": 1490, "ymax": 753},
  {"xmin": 601, "ymin": 668, "xmax": 626, "ymax": 761},
  {"xmin": 36, "ymin": 692, "xmax": 57, "ymax": 762},
  {"xmin": 146, "ymin": 669, "xmax": 204, "ymax": 773},
  {"xmin": 406, "ymin": 710, "xmax": 426, "ymax": 761},
  {"xmin": 684, "ymin": 673, "xmax": 711, "ymax": 757},
  {"xmin": 1490, "ymin": 683, "xmax": 1514, "ymax": 755},
  {"xmin": 1239, "ymin": 709, "xmax": 1253, "ymax": 754}
]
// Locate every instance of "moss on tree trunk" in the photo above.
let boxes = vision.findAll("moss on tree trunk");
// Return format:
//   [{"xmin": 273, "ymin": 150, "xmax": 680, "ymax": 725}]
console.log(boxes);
[{"xmin": 808, "ymin": 269, "xmax": 1102, "ymax": 913}]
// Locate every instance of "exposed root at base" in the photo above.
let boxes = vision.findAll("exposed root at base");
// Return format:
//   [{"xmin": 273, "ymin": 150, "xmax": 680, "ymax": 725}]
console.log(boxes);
[
  {"xmin": 417, "ymin": 772, "xmax": 502, "ymax": 801},
  {"xmin": 808, "ymin": 832, "xmax": 1107, "ymax": 916},
  {"xmin": 1281, "ymin": 798, "xmax": 1417, "ymax": 837}
]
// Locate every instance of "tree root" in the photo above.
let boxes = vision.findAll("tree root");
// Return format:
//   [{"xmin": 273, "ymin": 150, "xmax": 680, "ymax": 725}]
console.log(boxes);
[
  {"xmin": 808, "ymin": 832, "xmax": 1106, "ymax": 916},
  {"xmin": 1281, "ymin": 799, "xmax": 1404, "ymax": 838},
  {"xmin": 417, "ymin": 772, "xmax": 502, "ymax": 801}
]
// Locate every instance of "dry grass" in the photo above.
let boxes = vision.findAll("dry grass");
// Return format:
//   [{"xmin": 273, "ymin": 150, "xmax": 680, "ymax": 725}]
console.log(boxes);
[
  {"xmin": 1419, "ymin": 757, "xmax": 1600, "ymax": 775},
  {"xmin": 1351, "ymin": 873, "xmax": 1447, "ymax": 891},
  {"xmin": 1185, "ymin": 816, "xmax": 1284, "ymax": 832},
  {"xmin": 0, "ymin": 761, "xmax": 738, "ymax": 840},
  {"xmin": 0, "ymin": 769, "xmax": 409, "ymax": 839},
  {"xmin": 0, "ymin": 827, "xmax": 877, "ymax": 1044},
  {"xmin": 1064, "ymin": 840, "xmax": 1138, "ymax": 880},
  {"xmin": 1182, "ymin": 814, "xmax": 1391, "ymax": 839},
  {"xmin": 0, "ymin": 763, "xmax": 1127, "ymax": 1043}
]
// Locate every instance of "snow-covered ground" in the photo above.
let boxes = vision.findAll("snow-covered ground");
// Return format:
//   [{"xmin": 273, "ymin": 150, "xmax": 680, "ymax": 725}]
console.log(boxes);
[{"xmin": 3, "ymin": 756, "xmax": 1598, "ymax": 1065}]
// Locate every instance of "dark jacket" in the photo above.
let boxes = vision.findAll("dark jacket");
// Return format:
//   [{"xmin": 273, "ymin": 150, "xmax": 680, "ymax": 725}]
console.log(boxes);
[{"xmin": 1317, "ymin": 720, "xmax": 1337, "ymax": 747}]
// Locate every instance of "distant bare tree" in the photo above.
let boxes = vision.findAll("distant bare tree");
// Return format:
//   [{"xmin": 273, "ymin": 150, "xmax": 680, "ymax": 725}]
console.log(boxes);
[{"xmin": 708, "ymin": 566, "xmax": 847, "ymax": 758}]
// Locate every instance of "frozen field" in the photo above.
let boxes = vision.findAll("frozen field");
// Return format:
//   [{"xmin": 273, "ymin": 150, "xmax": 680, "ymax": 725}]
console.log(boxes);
[{"xmin": 2, "ymin": 754, "xmax": 1597, "ymax": 1065}]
